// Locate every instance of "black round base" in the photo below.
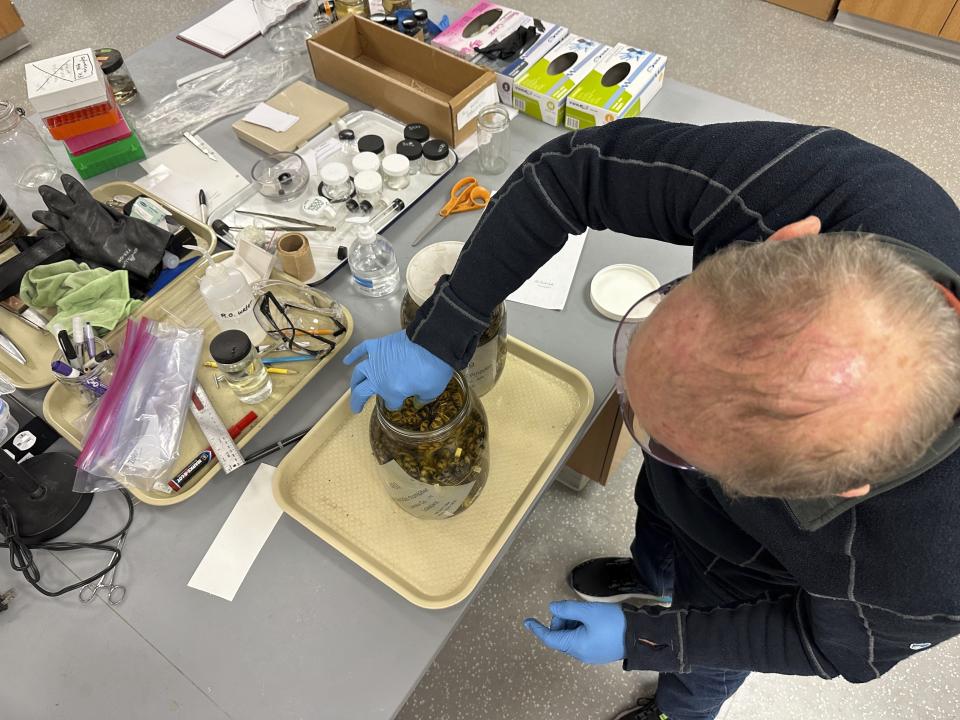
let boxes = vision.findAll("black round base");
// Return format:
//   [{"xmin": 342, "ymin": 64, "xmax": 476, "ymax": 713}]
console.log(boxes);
[{"xmin": 0, "ymin": 453, "xmax": 91, "ymax": 544}]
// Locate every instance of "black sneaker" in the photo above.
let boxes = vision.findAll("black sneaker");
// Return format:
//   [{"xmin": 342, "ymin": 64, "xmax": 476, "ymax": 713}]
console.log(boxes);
[
  {"xmin": 612, "ymin": 697, "xmax": 669, "ymax": 720},
  {"xmin": 568, "ymin": 557, "xmax": 672, "ymax": 605}
]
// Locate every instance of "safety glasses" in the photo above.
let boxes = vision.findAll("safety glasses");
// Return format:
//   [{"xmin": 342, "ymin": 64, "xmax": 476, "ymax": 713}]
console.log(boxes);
[
  {"xmin": 612, "ymin": 275, "xmax": 698, "ymax": 471},
  {"xmin": 257, "ymin": 290, "xmax": 346, "ymax": 358}
]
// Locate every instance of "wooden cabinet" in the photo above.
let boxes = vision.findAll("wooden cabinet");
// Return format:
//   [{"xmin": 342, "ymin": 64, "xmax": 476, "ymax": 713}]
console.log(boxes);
[
  {"xmin": 839, "ymin": 0, "xmax": 958, "ymax": 36},
  {"xmin": 942, "ymin": 3, "xmax": 960, "ymax": 41}
]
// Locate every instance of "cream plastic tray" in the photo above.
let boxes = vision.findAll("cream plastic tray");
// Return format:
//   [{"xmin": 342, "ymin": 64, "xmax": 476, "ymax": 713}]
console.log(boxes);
[
  {"xmin": 0, "ymin": 181, "xmax": 218, "ymax": 390},
  {"xmin": 273, "ymin": 338, "xmax": 594, "ymax": 609},
  {"xmin": 43, "ymin": 252, "xmax": 353, "ymax": 506},
  {"xmin": 211, "ymin": 110, "xmax": 458, "ymax": 286}
]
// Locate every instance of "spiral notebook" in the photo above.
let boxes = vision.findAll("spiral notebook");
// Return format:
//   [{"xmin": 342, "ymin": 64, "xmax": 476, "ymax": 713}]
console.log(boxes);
[{"xmin": 177, "ymin": 0, "xmax": 261, "ymax": 58}]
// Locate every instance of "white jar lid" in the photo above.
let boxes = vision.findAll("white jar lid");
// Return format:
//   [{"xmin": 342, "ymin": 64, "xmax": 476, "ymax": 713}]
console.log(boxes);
[
  {"xmin": 381, "ymin": 153, "xmax": 410, "ymax": 177},
  {"xmin": 589, "ymin": 264, "xmax": 661, "ymax": 320},
  {"xmin": 354, "ymin": 170, "xmax": 382, "ymax": 194},
  {"xmin": 352, "ymin": 151, "xmax": 380, "ymax": 174},
  {"xmin": 406, "ymin": 241, "xmax": 465, "ymax": 306},
  {"xmin": 320, "ymin": 161, "xmax": 349, "ymax": 186}
]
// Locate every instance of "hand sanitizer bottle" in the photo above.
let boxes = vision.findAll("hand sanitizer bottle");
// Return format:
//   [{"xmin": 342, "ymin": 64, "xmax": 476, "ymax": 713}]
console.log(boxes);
[
  {"xmin": 346, "ymin": 217, "xmax": 400, "ymax": 297},
  {"xmin": 184, "ymin": 245, "xmax": 266, "ymax": 343}
]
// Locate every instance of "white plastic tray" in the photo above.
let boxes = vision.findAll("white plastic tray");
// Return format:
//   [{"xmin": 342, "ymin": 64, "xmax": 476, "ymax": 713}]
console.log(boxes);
[{"xmin": 211, "ymin": 110, "xmax": 458, "ymax": 285}]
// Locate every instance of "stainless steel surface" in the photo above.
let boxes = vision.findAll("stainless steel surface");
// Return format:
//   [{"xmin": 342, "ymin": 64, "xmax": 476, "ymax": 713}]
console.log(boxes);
[{"xmin": 7, "ymin": 2, "xmax": 787, "ymax": 718}]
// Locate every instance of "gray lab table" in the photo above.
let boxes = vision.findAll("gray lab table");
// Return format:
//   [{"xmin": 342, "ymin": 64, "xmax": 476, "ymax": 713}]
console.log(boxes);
[{"xmin": 1, "ymin": 5, "xmax": 787, "ymax": 719}]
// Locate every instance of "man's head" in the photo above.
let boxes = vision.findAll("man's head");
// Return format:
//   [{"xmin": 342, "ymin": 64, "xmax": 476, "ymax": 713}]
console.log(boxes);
[{"xmin": 624, "ymin": 228, "xmax": 960, "ymax": 499}]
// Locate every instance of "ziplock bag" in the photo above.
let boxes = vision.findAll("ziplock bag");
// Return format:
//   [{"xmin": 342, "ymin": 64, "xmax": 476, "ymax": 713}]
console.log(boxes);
[{"xmin": 74, "ymin": 317, "xmax": 203, "ymax": 493}]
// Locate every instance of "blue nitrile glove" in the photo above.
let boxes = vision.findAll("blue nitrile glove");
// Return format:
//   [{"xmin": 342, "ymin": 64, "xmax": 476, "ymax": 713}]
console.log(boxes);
[
  {"xmin": 343, "ymin": 330, "xmax": 454, "ymax": 414},
  {"xmin": 524, "ymin": 601, "xmax": 627, "ymax": 665}
]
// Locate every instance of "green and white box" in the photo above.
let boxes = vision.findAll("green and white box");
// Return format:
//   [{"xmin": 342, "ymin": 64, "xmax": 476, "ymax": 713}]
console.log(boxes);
[
  {"xmin": 565, "ymin": 44, "xmax": 667, "ymax": 130},
  {"xmin": 512, "ymin": 35, "xmax": 609, "ymax": 127}
]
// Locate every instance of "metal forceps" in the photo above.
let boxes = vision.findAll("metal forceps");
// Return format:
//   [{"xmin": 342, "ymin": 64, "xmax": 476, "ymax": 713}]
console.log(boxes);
[
  {"xmin": 79, "ymin": 533, "xmax": 127, "ymax": 605},
  {"xmin": 412, "ymin": 176, "xmax": 492, "ymax": 246}
]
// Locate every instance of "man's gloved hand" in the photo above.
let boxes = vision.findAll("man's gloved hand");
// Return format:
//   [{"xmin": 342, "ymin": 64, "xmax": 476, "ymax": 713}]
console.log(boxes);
[
  {"xmin": 32, "ymin": 175, "xmax": 172, "ymax": 280},
  {"xmin": 524, "ymin": 601, "xmax": 627, "ymax": 665},
  {"xmin": 344, "ymin": 330, "xmax": 454, "ymax": 413}
]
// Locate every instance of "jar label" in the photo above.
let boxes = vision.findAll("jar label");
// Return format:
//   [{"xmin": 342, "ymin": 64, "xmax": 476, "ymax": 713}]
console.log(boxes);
[
  {"xmin": 381, "ymin": 460, "xmax": 480, "ymax": 520},
  {"xmin": 465, "ymin": 321, "xmax": 507, "ymax": 396}
]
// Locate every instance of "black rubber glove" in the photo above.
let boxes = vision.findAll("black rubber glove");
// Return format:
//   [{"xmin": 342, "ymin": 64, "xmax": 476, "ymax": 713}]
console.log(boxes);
[{"xmin": 31, "ymin": 174, "xmax": 171, "ymax": 280}]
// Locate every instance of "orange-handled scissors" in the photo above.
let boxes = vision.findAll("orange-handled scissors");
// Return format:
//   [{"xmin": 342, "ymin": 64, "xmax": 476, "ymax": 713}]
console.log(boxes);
[{"xmin": 412, "ymin": 176, "xmax": 492, "ymax": 246}]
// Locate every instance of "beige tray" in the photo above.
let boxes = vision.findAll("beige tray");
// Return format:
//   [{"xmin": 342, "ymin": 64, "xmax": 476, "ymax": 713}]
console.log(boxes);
[
  {"xmin": 43, "ymin": 253, "xmax": 353, "ymax": 506},
  {"xmin": 273, "ymin": 338, "xmax": 594, "ymax": 609},
  {"xmin": 0, "ymin": 181, "xmax": 218, "ymax": 390}
]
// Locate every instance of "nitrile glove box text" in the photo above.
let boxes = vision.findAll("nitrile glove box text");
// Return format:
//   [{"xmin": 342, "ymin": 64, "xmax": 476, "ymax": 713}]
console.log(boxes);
[
  {"xmin": 512, "ymin": 36, "xmax": 610, "ymax": 127},
  {"xmin": 565, "ymin": 44, "xmax": 667, "ymax": 130}
]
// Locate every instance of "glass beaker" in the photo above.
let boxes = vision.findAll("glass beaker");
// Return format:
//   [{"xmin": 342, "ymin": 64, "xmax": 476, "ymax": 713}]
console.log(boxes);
[
  {"xmin": 255, "ymin": 0, "xmax": 333, "ymax": 54},
  {"xmin": 477, "ymin": 105, "xmax": 511, "ymax": 175},
  {"xmin": 0, "ymin": 101, "xmax": 60, "ymax": 191}
]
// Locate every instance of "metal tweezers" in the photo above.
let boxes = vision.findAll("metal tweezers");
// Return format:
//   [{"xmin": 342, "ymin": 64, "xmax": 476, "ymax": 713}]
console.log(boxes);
[{"xmin": 235, "ymin": 209, "xmax": 335, "ymax": 232}]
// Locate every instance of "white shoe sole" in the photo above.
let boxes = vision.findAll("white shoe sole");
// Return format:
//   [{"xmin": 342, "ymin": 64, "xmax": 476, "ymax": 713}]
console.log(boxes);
[{"xmin": 573, "ymin": 587, "xmax": 673, "ymax": 606}]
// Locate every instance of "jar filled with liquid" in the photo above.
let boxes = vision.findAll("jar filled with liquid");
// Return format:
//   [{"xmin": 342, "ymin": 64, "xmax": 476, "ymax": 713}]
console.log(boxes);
[
  {"xmin": 210, "ymin": 330, "xmax": 273, "ymax": 405},
  {"xmin": 370, "ymin": 373, "xmax": 489, "ymax": 519},
  {"xmin": 96, "ymin": 48, "xmax": 138, "ymax": 105},
  {"xmin": 400, "ymin": 241, "xmax": 507, "ymax": 396},
  {"xmin": 422, "ymin": 139, "xmax": 453, "ymax": 176},
  {"xmin": 382, "ymin": 0, "xmax": 412, "ymax": 12},
  {"xmin": 334, "ymin": 0, "xmax": 370, "ymax": 18}
]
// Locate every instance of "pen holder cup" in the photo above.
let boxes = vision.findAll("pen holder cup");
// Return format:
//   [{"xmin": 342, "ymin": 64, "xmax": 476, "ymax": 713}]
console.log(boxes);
[{"xmin": 52, "ymin": 337, "xmax": 114, "ymax": 404}]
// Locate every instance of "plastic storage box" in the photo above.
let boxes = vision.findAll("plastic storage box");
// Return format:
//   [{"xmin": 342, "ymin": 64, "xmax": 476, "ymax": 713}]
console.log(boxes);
[{"xmin": 66, "ymin": 131, "xmax": 145, "ymax": 179}]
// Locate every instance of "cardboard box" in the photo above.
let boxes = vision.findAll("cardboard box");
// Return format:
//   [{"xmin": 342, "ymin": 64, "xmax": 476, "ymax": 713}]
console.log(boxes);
[
  {"xmin": 232, "ymin": 81, "xmax": 349, "ymax": 153},
  {"xmin": 473, "ymin": 19, "xmax": 569, "ymax": 106},
  {"xmin": 513, "ymin": 35, "xmax": 609, "ymax": 127},
  {"xmin": 565, "ymin": 44, "xmax": 667, "ymax": 130},
  {"xmin": 307, "ymin": 16, "xmax": 497, "ymax": 147},
  {"xmin": 431, "ymin": 2, "xmax": 528, "ymax": 58},
  {"xmin": 25, "ymin": 48, "xmax": 109, "ymax": 115},
  {"xmin": 766, "ymin": 0, "xmax": 839, "ymax": 20}
]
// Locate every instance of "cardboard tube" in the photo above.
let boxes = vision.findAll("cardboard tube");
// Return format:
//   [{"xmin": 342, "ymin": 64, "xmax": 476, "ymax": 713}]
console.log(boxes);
[{"xmin": 277, "ymin": 232, "xmax": 316, "ymax": 281}]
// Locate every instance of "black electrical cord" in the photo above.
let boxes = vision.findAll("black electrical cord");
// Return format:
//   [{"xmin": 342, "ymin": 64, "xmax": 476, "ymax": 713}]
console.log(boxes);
[{"xmin": 0, "ymin": 489, "xmax": 135, "ymax": 597}]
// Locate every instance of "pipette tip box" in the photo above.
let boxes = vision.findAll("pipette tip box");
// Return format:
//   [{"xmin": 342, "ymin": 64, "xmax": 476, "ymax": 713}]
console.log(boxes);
[{"xmin": 66, "ymin": 130, "xmax": 145, "ymax": 179}]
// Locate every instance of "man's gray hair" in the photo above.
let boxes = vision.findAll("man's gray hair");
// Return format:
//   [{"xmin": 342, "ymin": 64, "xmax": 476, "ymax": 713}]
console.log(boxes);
[{"xmin": 690, "ymin": 232, "xmax": 960, "ymax": 499}]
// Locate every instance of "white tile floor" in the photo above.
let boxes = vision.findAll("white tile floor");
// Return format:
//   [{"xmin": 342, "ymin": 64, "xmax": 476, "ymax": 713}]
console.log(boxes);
[{"xmin": 2, "ymin": 1, "xmax": 958, "ymax": 718}]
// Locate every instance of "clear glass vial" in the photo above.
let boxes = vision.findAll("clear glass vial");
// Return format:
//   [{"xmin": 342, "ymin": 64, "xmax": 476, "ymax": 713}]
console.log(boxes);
[
  {"xmin": 319, "ymin": 161, "xmax": 354, "ymax": 201},
  {"xmin": 0, "ymin": 101, "xmax": 59, "ymax": 190},
  {"xmin": 422, "ymin": 139, "xmax": 453, "ymax": 176},
  {"xmin": 381, "ymin": 153, "xmax": 410, "ymax": 190},
  {"xmin": 96, "ymin": 48, "xmax": 138, "ymax": 105},
  {"xmin": 352, "ymin": 151, "xmax": 380, "ymax": 175},
  {"xmin": 339, "ymin": 128, "xmax": 358, "ymax": 157},
  {"xmin": 354, "ymin": 169, "xmax": 383, "ymax": 205},
  {"xmin": 210, "ymin": 329, "xmax": 273, "ymax": 405},
  {"xmin": 395, "ymin": 140, "xmax": 422, "ymax": 175}
]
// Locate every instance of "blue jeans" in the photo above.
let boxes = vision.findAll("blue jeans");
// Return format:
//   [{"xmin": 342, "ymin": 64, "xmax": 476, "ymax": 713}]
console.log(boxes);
[{"xmin": 630, "ymin": 484, "xmax": 749, "ymax": 720}]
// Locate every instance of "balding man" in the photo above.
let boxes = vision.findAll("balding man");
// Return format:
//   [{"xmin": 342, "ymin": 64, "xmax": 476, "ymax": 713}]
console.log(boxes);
[{"xmin": 344, "ymin": 119, "xmax": 960, "ymax": 720}]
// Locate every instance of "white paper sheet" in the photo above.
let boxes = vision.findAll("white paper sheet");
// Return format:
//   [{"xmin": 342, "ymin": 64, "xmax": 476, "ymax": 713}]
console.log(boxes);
[
  {"xmin": 243, "ymin": 102, "xmax": 300, "ymax": 133},
  {"xmin": 188, "ymin": 464, "xmax": 283, "ymax": 602},
  {"xmin": 136, "ymin": 142, "xmax": 248, "ymax": 218},
  {"xmin": 177, "ymin": 0, "xmax": 261, "ymax": 58},
  {"xmin": 507, "ymin": 231, "xmax": 588, "ymax": 311}
]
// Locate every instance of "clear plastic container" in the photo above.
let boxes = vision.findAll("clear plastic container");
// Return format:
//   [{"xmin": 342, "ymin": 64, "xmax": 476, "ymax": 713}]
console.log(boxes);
[
  {"xmin": 0, "ymin": 101, "xmax": 59, "ymax": 190},
  {"xmin": 252, "ymin": 151, "xmax": 310, "ymax": 202},
  {"xmin": 381, "ymin": 154, "xmax": 410, "ymax": 190},
  {"xmin": 401, "ymin": 241, "xmax": 506, "ymax": 396},
  {"xmin": 346, "ymin": 217, "xmax": 400, "ymax": 297},
  {"xmin": 210, "ymin": 329, "xmax": 273, "ymax": 404},
  {"xmin": 339, "ymin": 129, "xmax": 358, "ymax": 157},
  {"xmin": 396, "ymin": 139, "xmax": 422, "ymax": 175},
  {"xmin": 477, "ymin": 105, "xmax": 511, "ymax": 175},
  {"xmin": 52, "ymin": 336, "xmax": 113, "ymax": 404},
  {"xmin": 354, "ymin": 170, "xmax": 383, "ymax": 205},
  {"xmin": 352, "ymin": 151, "xmax": 380, "ymax": 175},
  {"xmin": 256, "ymin": 0, "xmax": 332, "ymax": 54},
  {"xmin": 187, "ymin": 244, "xmax": 267, "ymax": 344},
  {"xmin": 422, "ymin": 139, "xmax": 453, "ymax": 176},
  {"xmin": 319, "ymin": 161, "xmax": 354, "ymax": 201},
  {"xmin": 369, "ymin": 373, "xmax": 489, "ymax": 520}
]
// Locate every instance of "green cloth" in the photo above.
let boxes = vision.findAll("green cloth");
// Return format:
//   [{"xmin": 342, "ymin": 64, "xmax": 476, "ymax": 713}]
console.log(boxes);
[{"xmin": 20, "ymin": 260, "xmax": 142, "ymax": 334}]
